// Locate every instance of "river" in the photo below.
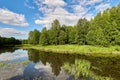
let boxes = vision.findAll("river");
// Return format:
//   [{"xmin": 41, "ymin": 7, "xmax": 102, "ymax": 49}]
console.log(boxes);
[{"xmin": 0, "ymin": 47, "xmax": 120, "ymax": 80}]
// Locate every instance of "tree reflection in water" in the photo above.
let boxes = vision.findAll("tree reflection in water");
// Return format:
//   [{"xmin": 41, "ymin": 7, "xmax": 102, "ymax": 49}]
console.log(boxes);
[
  {"xmin": 0, "ymin": 47, "xmax": 18, "ymax": 54},
  {"xmin": 63, "ymin": 59, "xmax": 113, "ymax": 80},
  {"xmin": 27, "ymin": 49, "xmax": 120, "ymax": 80}
]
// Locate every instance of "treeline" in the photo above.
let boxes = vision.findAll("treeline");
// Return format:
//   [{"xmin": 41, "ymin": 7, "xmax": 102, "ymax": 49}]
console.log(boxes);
[
  {"xmin": 28, "ymin": 4, "xmax": 120, "ymax": 47},
  {"xmin": 0, "ymin": 36, "xmax": 21, "ymax": 46}
]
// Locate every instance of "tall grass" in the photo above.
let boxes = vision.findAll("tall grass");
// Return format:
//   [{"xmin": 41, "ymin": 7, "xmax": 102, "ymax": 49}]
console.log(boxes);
[{"xmin": 22, "ymin": 44, "xmax": 120, "ymax": 57}]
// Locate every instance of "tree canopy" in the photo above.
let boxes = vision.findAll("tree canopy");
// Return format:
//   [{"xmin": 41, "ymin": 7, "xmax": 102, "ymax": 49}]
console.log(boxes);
[
  {"xmin": 28, "ymin": 4, "xmax": 120, "ymax": 47},
  {"xmin": 0, "ymin": 36, "xmax": 21, "ymax": 46}
]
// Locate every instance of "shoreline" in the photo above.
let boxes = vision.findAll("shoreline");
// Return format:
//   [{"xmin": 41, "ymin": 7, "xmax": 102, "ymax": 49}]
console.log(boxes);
[{"xmin": 21, "ymin": 44, "xmax": 120, "ymax": 57}]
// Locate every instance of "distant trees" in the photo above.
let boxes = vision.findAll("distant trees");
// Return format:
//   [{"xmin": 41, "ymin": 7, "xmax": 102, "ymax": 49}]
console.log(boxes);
[
  {"xmin": 22, "ymin": 39, "xmax": 28, "ymax": 44},
  {"xmin": 0, "ymin": 36, "xmax": 21, "ymax": 46},
  {"xmin": 28, "ymin": 4, "xmax": 120, "ymax": 47}
]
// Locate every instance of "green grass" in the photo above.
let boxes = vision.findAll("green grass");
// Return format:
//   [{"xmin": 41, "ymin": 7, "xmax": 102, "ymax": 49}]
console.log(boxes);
[
  {"xmin": 0, "ymin": 62, "xmax": 5, "ymax": 67},
  {"xmin": 14, "ymin": 61, "xmax": 30, "ymax": 66},
  {"xmin": 22, "ymin": 44, "xmax": 120, "ymax": 57},
  {"xmin": 21, "ymin": 61, "xmax": 30, "ymax": 66}
]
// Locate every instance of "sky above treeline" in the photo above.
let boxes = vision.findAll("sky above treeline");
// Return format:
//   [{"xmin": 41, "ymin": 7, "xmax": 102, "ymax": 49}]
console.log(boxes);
[{"xmin": 0, "ymin": 0, "xmax": 120, "ymax": 39}]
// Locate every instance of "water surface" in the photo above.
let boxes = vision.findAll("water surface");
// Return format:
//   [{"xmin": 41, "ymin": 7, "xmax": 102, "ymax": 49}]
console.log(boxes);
[{"xmin": 0, "ymin": 47, "xmax": 120, "ymax": 80}]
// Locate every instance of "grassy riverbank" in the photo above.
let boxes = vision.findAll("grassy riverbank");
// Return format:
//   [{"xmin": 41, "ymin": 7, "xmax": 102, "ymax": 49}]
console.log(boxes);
[{"xmin": 21, "ymin": 44, "xmax": 120, "ymax": 57}]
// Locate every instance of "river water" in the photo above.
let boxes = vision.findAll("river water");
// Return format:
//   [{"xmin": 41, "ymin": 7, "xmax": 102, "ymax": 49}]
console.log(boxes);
[{"xmin": 0, "ymin": 47, "xmax": 120, "ymax": 80}]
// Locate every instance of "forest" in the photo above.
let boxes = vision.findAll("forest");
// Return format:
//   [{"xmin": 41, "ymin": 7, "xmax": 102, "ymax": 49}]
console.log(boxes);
[
  {"xmin": 28, "ymin": 4, "xmax": 120, "ymax": 47},
  {"xmin": 0, "ymin": 36, "xmax": 21, "ymax": 46}
]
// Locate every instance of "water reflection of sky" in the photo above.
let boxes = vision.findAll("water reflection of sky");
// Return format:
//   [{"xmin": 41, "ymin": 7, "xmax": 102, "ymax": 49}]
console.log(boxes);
[
  {"xmin": 0, "ymin": 49, "xmax": 70, "ymax": 80},
  {"xmin": 0, "ymin": 49, "xmax": 28, "ymax": 62},
  {"xmin": 33, "ymin": 62, "xmax": 69, "ymax": 80}
]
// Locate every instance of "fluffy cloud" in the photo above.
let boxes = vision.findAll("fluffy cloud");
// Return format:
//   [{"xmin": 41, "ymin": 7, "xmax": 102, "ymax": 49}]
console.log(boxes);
[
  {"xmin": 34, "ymin": 0, "xmax": 67, "ymax": 14},
  {"xmin": 34, "ymin": 0, "xmax": 112, "ymax": 28},
  {"xmin": 86, "ymin": 0, "xmax": 103, "ymax": 5},
  {"xmin": 0, "ymin": 49, "xmax": 28, "ymax": 61},
  {"xmin": 34, "ymin": 63, "xmax": 69, "ymax": 79},
  {"xmin": 0, "ymin": 8, "xmax": 29, "ymax": 26},
  {"xmin": 35, "ymin": 7, "xmax": 80, "ymax": 27},
  {"xmin": 42, "ymin": 0, "xmax": 66, "ymax": 7},
  {"xmin": 96, "ymin": 3, "xmax": 110, "ymax": 12},
  {"xmin": 34, "ymin": 0, "xmax": 66, "ymax": 7},
  {"xmin": 0, "ymin": 28, "xmax": 28, "ymax": 39},
  {"xmin": 83, "ymin": 14, "xmax": 94, "ymax": 21}
]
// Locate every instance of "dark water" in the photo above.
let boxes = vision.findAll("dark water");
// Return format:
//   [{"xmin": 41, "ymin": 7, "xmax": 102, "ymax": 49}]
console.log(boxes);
[{"xmin": 0, "ymin": 48, "xmax": 120, "ymax": 80}]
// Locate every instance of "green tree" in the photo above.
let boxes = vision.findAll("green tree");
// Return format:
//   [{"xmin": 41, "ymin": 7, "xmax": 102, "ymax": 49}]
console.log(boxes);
[
  {"xmin": 22, "ymin": 39, "xmax": 28, "ymax": 44},
  {"xmin": 75, "ymin": 18, "xmax": 89, "ymax": 45},
  {"xmin": 0, "ymin": 36, "xmax": 21, "ymax": 46},
  {"xmin": 28, "ymin": 29, "xmax": 40, "ymax": 44},
  {"xmin": 86, "ymin": 27, "xmax": 108, "ymax": 46},
  {"xmin": 67, "ymin": 26, "xmax": 76, "ymax": 44},
  {"xmin": 28, "ymin": 31, "xmax": 34, "ymax": 44},
  {"xmin": 49, "ymin": 19, "xmax": 60, "ymax": 45},
  {"xmin": 32, "ymin": 29, "xmax": 40, "ymax": 44},
  {"xmin": 27, "ymin": 3, "xmax": 120, "ymax": 46},
  {"xmin": 58, "ymin": 30, "xmax": 67, "ymax": 44},
  {"xmin": 39, "ymin": 27, "xmax": 49, "ymax": 45}
]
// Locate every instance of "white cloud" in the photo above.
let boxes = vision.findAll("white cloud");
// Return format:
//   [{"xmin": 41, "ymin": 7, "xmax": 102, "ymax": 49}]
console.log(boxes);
[
  {"xmin": 34, "ymin": 0, "xmax": 80, "ymax": 28},
  {"xmin": 24, "ymin": 2, "xmax": 35, "ymax": 9},
  {"xmin": 24, "ymin": 0, "xmax": 35, "ymax": 9},
  {"xmin": 35, "ymin": 7, "xmax": 80, "ymax": 27},
  {"xmin": 96, "ymin": 3, "xmax": 110, "ymax": 12},
  {"xmin": 34, "ymin": 0, "xmax": 67, "ymax": 14},
  {"xmin": 34, "ymin": 0, "xmax": 66, "ymax": 7},
  {"xmin": 0, "ymin": 8, "xmax": 29, "ymax": 26},
  {"xmin": 73, "ymin": 5, "xmax": 85, "ymax": 13},
  {"xmin": 83, "ymin": 14, "xmax": 94, "ymax": 21},
  {"xmin": 86, "ymin": 0, "xmax": 103, "ymax": 5},
  {"xmin": 34, "ymin": 0, "xmax": 112, "ymax": 28},
  {"xmin": 35, "ymin": 20, "xmax": 50, "ymax": 25},
  {"xmin": 0, "ymin": 28, "xmax": 28, "ymax": 39},
  {"xmin": 42, "ymin": 0, "xmax": 66, "ymax": 7},
  {"xmin": 0, "ymin": 49, "xmax": 28, "ymax": 61},
  {"xmin": 34, "ymin": 62, "xmax": 69, "ymax": 79},
  {"xmin": 35, "ymin": 63, "xmax": 51, "ymax": 71}
]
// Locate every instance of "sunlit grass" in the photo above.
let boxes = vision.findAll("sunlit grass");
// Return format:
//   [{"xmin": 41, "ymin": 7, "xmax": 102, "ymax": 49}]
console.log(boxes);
[
  {"xmin": 21, "ymin": 61, "xmax": 30, "ymax": 66},
  {"xmin": 0, "ymin": 61, "xmax": 30, "ymax": 69},
  {"xmin": 22, "ymin": 44, "xmax": 120, "ymax": 57},
  {"xmin": 0, "ymin": 62, "xmax": 5, "ymax": 67},
  {"xmin": 14, "ymin": 61, "xmax": 30, "ymax": 66}
]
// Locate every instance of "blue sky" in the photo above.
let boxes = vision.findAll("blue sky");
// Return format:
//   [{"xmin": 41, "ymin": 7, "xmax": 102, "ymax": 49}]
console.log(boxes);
[{"xmin": 0, "ymin": 0, "xmax": 120, "ymax": 39}]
